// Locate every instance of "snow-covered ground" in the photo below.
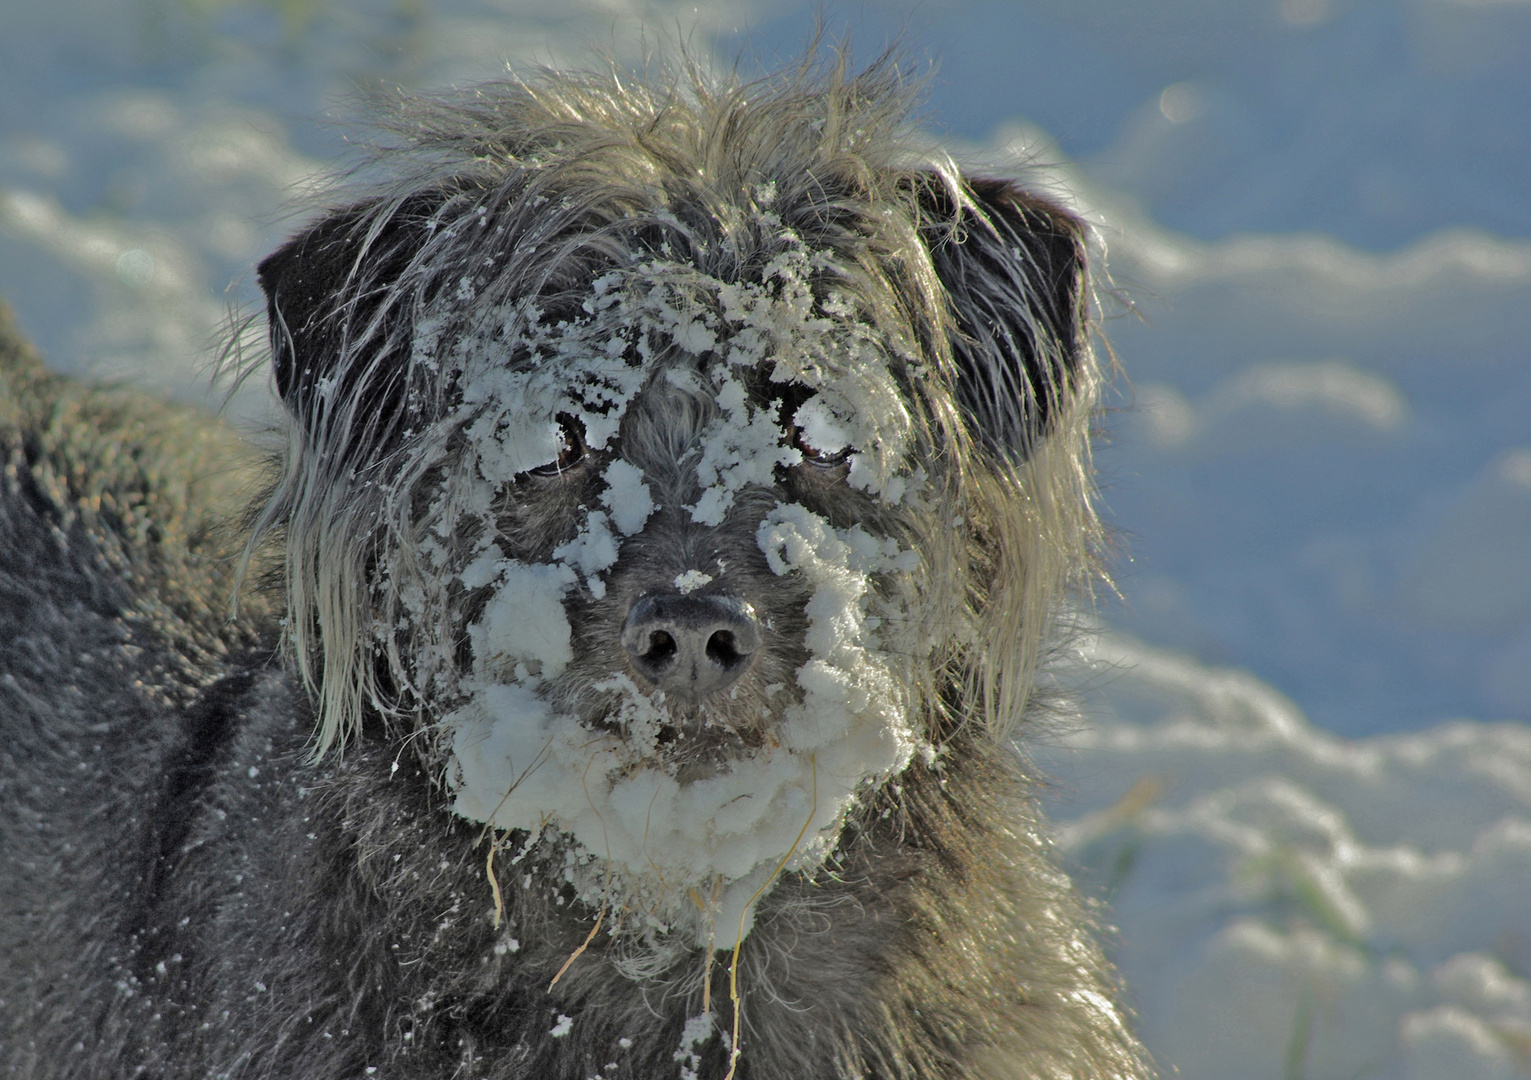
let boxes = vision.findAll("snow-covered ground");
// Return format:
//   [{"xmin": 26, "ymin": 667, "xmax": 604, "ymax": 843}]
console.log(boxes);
[
  {"xmin": 1041, "ymin": 630, "xmax": 1531, "ymax": 1080},
  {"xmin": 3, "ymin": 2, "xmax": 1528, "ymax": 1077}
]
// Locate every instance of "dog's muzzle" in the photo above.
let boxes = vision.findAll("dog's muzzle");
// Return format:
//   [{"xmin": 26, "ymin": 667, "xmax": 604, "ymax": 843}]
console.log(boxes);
[{"xmin": 620, "ymin": 593, "xmax": 762, "ymax": 702}]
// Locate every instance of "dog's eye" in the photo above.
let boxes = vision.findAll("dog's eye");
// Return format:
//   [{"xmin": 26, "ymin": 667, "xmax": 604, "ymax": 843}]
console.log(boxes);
[
  {"xmin": 793, "ymin": 427, "xmax": 854, "ymax": 468},
  {"xmin": 528, "ymin": 414, "xmax": 586, "ymax": 477},
  {"xmin": 782, "ymin": 391, "xmax": 855, "ymax": 470}
]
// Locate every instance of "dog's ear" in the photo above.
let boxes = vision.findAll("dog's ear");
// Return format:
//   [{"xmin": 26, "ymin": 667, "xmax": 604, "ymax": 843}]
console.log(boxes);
[
  {"xmin": 257, "ymin": 198, "xmax": 430, "ymax": 426},
  {"xmin": 920, "ymin": 177, "xmax": 1089, "ymax": 458}
]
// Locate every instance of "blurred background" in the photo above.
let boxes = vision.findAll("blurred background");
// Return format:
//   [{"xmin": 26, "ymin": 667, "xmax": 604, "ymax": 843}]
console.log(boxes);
[{"xmin": 3, "ymin": 2, "xmax": 1529, "ymax": 1077}]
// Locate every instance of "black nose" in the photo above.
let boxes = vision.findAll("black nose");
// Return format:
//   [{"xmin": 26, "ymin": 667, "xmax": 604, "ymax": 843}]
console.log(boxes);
[{"xmin": 620, "ymin": 594, "xmax": 763, "ymax": 701}]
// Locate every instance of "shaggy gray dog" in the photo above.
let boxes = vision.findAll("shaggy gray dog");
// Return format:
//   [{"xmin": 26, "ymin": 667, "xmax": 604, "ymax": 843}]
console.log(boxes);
[{"xmin": 0, "ymin": 55, "xmax": 1153, "ymax": 1079}]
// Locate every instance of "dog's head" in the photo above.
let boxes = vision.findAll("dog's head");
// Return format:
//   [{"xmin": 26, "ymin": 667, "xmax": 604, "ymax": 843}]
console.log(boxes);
[{"xmin": 253, "ymin": 57, "xmax": 1099, "ymax": 943}]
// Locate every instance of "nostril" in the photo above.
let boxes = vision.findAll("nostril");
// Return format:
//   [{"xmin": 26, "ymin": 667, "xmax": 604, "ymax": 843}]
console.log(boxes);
[
  {"xmin": 706, "ymin": 630, "xmax": 742, "ymax": 669},
  {"xmin": 643, "ymin": 630, "xmax": 677, "ymax": 667}
]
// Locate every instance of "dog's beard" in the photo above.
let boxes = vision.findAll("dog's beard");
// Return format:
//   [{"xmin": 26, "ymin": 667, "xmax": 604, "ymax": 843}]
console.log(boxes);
[
  {"xmin": 578, "ymin": 681, "xmax": 776, "ymax": 784},
  {"xmin": 445, "ymin": 660, "xmax": 916, "ymax": 950}
]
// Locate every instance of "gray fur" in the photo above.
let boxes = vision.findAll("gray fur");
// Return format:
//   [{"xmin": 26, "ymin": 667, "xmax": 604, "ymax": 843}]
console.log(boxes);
[{"xmin": 0, "ymin": 53, "xmax": 1153, "ymax": 1080}]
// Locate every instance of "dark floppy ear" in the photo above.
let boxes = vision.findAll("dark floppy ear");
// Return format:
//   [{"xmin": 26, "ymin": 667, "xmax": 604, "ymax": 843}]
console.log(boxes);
[
  {"xmin": 257, "ymin": 198, "xmax": 431, "ymax": 427},
  {"xmin": 921, "ymin": 177, "xmax": 1089, "ymax": 458}
]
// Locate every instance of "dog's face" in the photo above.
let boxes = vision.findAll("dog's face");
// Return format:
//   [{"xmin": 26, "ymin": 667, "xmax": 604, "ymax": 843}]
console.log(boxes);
[
  {"xmin": 254, "ymin": 78, "xmax": 1090, "ymax": 947},
  {"xmin": 418, "ymin": 241, "xmax": 933, "ymax": 945}
]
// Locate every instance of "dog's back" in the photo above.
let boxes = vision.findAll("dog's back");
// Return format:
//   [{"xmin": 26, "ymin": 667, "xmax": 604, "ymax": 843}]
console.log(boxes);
[{"xmin": 0, "ymin": 303, "xmax": 262, "ymax": 1068}]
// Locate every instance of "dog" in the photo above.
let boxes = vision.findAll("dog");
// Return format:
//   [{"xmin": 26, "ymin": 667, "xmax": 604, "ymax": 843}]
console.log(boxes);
[{"xmin": 0, "ymin": 53, "xmax": 1153, "ymax": 1079}]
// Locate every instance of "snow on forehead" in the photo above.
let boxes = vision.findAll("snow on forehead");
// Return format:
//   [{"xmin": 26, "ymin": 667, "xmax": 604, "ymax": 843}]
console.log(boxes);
[
  {"xmin": 416, "ymin": 229, "xmax": 914, "ymax": 496},
  {"xmin": 413, "ymin": 284, "xmax": 647, "ymax": 481}
]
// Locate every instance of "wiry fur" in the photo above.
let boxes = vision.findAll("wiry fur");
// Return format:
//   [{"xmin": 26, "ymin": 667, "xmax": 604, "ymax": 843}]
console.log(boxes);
[
  {"xmin": 252, "ymin": 55, "xmax": 1099, "ymax": 760},
  {"xmin": 0, "ymin": 54, "xmax": 1152, "ymax": 1079}
]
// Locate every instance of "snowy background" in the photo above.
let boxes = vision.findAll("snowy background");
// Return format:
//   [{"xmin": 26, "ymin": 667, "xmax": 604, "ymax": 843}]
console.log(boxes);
[{"xmin": 3, "ymin": 1, "xmax": 1528, "ymax": 1077}]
